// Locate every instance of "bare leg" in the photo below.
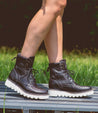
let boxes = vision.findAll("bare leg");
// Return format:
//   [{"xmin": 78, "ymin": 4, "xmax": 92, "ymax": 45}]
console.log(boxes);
[
  {"xmin": 44, "ymin": 9, "xmax": 64, "ymax": 63},
  {"xmin": 21, "ymin": 0, "xmax": 67, "ymax": 58}
]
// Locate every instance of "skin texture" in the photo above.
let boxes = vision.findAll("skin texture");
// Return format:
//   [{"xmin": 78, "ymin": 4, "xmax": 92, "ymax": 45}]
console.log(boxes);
[
  {"xmin": 21, "ymin": 0, "xmax": 67, "ymax": 63},
  {"xmin": 44, "ymin": 8, "xmax": 64, "ymax": 63}
]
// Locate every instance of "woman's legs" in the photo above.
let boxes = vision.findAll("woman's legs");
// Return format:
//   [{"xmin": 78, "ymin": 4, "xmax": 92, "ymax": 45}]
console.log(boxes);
[
  {"xmin": 44, "ymin": 0, "xmax": 94, "ymax": 97},
  {"xmin": 21, "ymin": 0, "xmax": 67, "ymax": 58},
  {"xmin": 44, "ymin": 9, "xmax": 64, "ymax": 63},
  {"xmin": 5, "ymin": 0, "xmax": 67, "ymax": 99}
]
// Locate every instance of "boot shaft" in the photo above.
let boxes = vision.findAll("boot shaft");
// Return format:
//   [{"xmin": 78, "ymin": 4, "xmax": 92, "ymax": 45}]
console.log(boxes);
[
  {"xmin": 48, "ymin": 60, "xmax": 67, "ymax": 78},
  {"xmin": 49, "ymin": 60, "xmax": 67, "ymax": 71},
  {"xmin": 15, "ymin": 53, "xmax": 34, "ymax": 69},
  {"xmin": 48, "ymin": 60, "xmax": 67, "ymax": 88},
  {"xmin": 9, "ymin": 53, "xmax": 35, "ymax": 80},
  {"xmin": 48, "ymin": 60, "xmax": 74, "ymax": 89}
]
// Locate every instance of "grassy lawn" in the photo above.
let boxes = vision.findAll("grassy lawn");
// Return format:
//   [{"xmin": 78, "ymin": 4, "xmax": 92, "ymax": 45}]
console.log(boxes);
[{"xmin": 0, "ymin": 47, "xmax": 98, "ymax": 86}]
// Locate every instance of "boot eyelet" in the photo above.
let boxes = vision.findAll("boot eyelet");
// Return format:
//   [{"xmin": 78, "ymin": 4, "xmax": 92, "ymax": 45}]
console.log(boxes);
[{"xmin": 26, "ymin": 63, "xmax": 28, "ymax": 68}]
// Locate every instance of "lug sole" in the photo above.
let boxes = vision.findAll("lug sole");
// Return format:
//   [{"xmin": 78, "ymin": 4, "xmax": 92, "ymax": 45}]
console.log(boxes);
[
  {"xmin": 5, "ymin": 79, "xmax": 49, "ymax": 99},
  {"xmin": 49, "ymin": 89, "xmax": 94, "ymax": 97}
]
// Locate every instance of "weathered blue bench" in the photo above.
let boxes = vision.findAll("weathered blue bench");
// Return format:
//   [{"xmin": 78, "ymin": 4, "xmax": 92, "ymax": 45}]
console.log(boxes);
[{"xmin": 0, "ymin": 81, "xmax": 98, "ymax": 113}]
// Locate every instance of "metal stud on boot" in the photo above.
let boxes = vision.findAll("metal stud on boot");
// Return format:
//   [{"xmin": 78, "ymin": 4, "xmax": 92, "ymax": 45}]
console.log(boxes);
[
  {"xmin": 5, "ymin": 53, "xmax": 49, "ymax": 99},
  {"xmin": 48, "ymin": 60, "xmax": 94, "ymax": 97}
]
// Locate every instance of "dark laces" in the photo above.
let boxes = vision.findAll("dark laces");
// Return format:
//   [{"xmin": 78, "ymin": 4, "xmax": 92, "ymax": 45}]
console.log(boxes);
[
  {"xmin": 25, "ymin": 68, "xmax": 38, "ymax": 85},
  {"xmin": 47, "ymin": 66, "xmax": 74, "ymax": 75},
  {"xmin": 47, "ymin": 66, "xmax": 75, "ymax": 82},
  {"xmin": 64, "ymin": 70, "xmax": 75, "ymax": 81},
  {"xmin": 12, "ymin": 56, "xmax": 39, "ymax": 83},
  {"xmin": 64, "ymin": 70, "xmax": 75, "ymax": 76}
]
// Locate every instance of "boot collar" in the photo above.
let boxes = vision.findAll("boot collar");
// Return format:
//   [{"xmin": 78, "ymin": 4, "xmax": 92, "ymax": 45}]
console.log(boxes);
[
  {"xmin": 49, "ymin": 59, "xmax": 67, "ymax": 70},
  {"xmin": 16, "ymin": 53, "xmax": 35, "ymax": 68}
]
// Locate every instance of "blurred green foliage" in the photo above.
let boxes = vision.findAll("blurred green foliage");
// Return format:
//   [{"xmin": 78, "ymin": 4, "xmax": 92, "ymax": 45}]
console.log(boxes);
[{"xmin": 0, "ymin": 47, "xmax": 98, "ymax": 86}]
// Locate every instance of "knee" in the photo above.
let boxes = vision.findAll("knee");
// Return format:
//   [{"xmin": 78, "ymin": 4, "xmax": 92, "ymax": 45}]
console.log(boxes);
[
  {"xmin": 41, "ymin": 0, "xmax": 67, "ymax": 16},
  {"xmin": 59, "ymin": 0, "xmax": 67, "ymax": 8},
  {"xmin": 53, "ymin": 0, "xmax": 67, "ymax": 16}
]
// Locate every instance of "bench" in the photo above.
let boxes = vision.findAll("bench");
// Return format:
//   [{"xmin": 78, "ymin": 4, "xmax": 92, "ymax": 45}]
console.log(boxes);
[{"xmin": 0, "ymin": 81, "xmax": 98, "ymax": 113}]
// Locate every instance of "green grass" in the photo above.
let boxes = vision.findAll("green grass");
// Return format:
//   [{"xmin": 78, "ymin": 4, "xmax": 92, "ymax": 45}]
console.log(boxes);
[{"xmin": 0, "ymin": 47, "xmax": 98, "ymax": 86}]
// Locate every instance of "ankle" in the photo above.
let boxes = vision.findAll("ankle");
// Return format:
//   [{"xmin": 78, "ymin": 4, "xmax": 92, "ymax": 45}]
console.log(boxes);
[
  {"xmin": 21, "ymin": 52, "xmax": 32, "ymax": 59},
  {"xmin": 49, "ymin": 58, "xmax": 63, "ymax": 64}
]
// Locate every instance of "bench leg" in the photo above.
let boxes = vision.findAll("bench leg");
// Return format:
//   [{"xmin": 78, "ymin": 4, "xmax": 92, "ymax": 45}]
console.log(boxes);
[
  {"xmin": 29, "ymin": 110, "xmax": 33, "ymax": 113},
  {"xmin": 23, "ymin": 109, "xmax": 29, "ymax": 113},
  {"xmin": 54, "ymin": 111, "xmax": 62, "ymax": 113}
]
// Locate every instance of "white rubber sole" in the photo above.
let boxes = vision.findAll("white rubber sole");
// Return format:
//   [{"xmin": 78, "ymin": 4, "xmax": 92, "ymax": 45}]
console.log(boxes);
[
  {"xmin": 5, "ymin": 79, "xmax": 49, "ymax": 99},
  {"xmin": 49, "ymin": 89, "xmax": 94, "ymax": 97}
]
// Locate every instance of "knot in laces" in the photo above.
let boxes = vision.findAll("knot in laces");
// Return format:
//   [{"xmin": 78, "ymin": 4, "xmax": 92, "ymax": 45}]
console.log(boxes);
[
  {"xmin": 25, "ymin": 68, "xmax": 39, "ymax": 77},
  {"xmin": 25, "ymin": 68, "xmax": 39, "ymax": 85},
  {"xmin": 64, "ymin": 69, "xmax": 75, "ymax": 82},
  {"xmin": 64, "ymin": 69, "xmax": 75, "ymax": 76},
  {"xmin": 47, "ymin": 66, "xmax": 75, "ymax": 82},
  {"xmin": 15, "ymin": 65, "xmax": 38, "ymax": 84}
]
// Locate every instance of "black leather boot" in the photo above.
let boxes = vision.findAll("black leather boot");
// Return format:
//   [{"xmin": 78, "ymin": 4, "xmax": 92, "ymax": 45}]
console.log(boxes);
[
  {"xmin": 48, "ymin": 60, "xmax": 94, "ymax": 97},
  {"xmin": 5, "ymin": 54, "xmax": 49, "ymax": 99}
]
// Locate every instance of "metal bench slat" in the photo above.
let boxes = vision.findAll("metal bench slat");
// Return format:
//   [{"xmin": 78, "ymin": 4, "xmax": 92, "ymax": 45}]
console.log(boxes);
[
  {"xmin": 0, "ymin": 88, "xmax": 98, "ymax": 102},
  {"xmin": 0, "ymin": 99, "xmax": 98, "ymax": 112},
  {"xmin": 0, "ymin": 94, "xmax": 98, "ymax": 103},
  {"xmin": 0, "ymin": 82, "xmax": 98, "ymax": 112}
]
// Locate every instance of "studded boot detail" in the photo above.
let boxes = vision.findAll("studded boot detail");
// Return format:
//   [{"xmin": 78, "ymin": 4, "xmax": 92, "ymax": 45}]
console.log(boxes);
[
  {"xmin": 5, "ymin": 53, "xmax": 49, "ymax": 99},
  {"xmin": 48, "ymin": 60, "xmax": 94, "ymax": 97}
]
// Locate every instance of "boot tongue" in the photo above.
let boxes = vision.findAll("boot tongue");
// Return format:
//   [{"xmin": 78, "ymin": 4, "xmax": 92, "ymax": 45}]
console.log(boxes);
[
  {"xmin": 49, "ymin": 59, "xmax": 67, "ymax": 70},
  {"xmin": 59, "ymin": 59, "xmax": 67, "ymax": 70},
  {"xmin": 59, "ymin": 59, "xmax": 66, "ymax": 63},
  {"xmin": 16, "ymin": 53, "xmax": 34, "ymax": 68}
]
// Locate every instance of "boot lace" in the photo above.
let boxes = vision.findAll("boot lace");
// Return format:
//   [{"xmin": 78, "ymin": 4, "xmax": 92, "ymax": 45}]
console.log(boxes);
[
  {"xmin": 64, "ymin": 69, "xmax": 74, "ymax": 82},
  {"xmin": 25, "ymin": 68, "xmax": 39, "ymax": 85},
  {"xmin": 12, "ymin": 56, "xmax": 38, "ymax": 84},
  {"xmin": 47, "ymin": 67, "xmax": 75, "ymax": 82}
]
